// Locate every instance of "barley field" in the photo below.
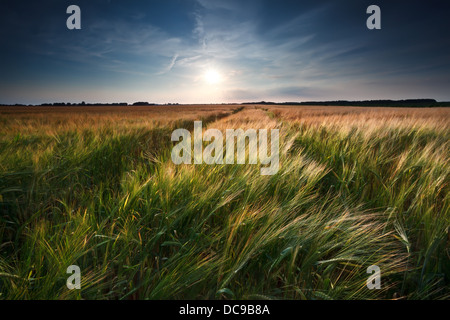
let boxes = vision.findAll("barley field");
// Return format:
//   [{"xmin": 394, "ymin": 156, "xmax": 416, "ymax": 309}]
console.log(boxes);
[{"xmin": 0, "ymin": 105, "xmax": 448, "ymax": 300}]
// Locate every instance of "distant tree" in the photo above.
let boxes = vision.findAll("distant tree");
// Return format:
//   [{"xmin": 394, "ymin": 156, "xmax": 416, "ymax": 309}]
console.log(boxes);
[{"xmin": 133, "ymin": 102, "xmax": 155, "ymax": 106}]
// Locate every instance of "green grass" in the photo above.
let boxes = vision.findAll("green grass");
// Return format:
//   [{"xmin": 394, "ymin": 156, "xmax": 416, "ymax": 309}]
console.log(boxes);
[{"xmin": 0, "ymin": 110, "xmax": 448, "ymax": 300}]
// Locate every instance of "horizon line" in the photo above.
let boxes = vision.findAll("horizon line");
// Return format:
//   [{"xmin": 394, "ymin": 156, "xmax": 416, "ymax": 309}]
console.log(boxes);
[{"xmin": 1, "ymin": 98, "xmax": 449, "ymax": 107}]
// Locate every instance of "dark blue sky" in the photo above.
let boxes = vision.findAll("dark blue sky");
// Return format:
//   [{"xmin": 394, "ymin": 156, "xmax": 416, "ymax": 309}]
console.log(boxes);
[{"xmin": 1, "ymin": 0, "xmax": 449, "ymax": 104}]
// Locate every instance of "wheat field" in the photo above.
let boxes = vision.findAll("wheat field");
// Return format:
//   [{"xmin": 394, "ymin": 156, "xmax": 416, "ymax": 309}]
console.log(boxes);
[{"xmin": 0, "ymin": 105, "xmax": 448, "ymax": 300}]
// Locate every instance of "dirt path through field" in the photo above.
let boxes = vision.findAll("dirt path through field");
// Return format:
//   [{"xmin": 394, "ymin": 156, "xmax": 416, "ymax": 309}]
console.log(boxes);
[{"xmin": 205, "ymin": 106, "xmax": 278, "ymax": 132}]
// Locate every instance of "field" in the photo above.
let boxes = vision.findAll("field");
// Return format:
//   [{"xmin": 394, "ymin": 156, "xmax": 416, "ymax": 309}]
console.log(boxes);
[{"xmin": 0, "ymin": 104, "xmax": 448, "ymax": 300}]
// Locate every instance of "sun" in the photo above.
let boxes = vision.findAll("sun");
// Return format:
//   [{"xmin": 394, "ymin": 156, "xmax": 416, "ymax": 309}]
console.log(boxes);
[{"xmin": 204, "ymin": 69, "xmax": 222, "ymax": 85}]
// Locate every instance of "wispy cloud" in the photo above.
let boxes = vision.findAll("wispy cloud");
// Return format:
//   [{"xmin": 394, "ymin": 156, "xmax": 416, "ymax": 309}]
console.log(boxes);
[{"xmin": 156, "ymin": 54, "xmax": 179, "ymax": 75}]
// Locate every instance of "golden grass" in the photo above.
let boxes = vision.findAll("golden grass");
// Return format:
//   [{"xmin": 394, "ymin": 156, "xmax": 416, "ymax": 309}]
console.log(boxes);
[
  {"xmin": 0, "ymin": 104, "xmax": 448, "ymax": 299},
  {"xmin": 263, "ymin": 105, "xmax": 450, "ymax": 132},
  {"xmin": 0, "ymin": 105, "xmax": 241, "ymax": 135}
]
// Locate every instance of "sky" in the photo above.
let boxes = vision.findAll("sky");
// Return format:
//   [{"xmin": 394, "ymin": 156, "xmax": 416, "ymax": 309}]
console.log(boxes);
[{"xmin": 1, "ymin": 0, "xmax": 450, "ymax": 104}]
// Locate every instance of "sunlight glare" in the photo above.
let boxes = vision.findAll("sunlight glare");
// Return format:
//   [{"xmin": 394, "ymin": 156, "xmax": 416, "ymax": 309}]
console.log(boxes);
[{"xmin": 204, "ymin": 69, "xmax": 222, "ymax": 85}]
